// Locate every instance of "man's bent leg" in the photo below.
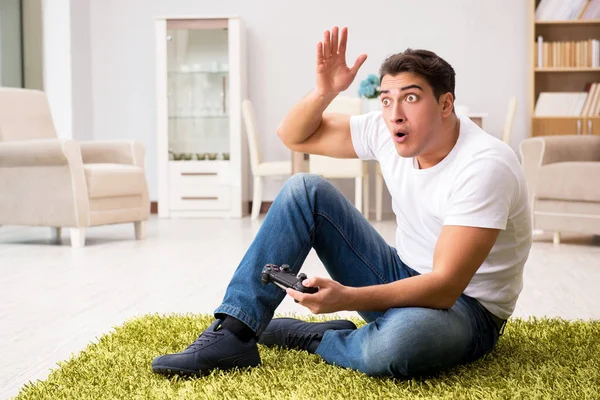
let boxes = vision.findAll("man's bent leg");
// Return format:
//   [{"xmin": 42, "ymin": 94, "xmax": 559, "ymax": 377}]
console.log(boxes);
[
  {"xmin": 254, "ymin": 174, "xmax": 422, "ymax": 354},
  {"xmin": 214, "ymin": 173, "xmax": 408, "ymax": 335},
  {"xmin": 155, "ymin": 173, "xmax": 366, "ymax": 376},
  {"xmin": 154, "ymin": 173, "xmax": 416, "ymax": 376},
  {"xmin": 315, "ymin": 294, "xmax": 500, "ymax": 378}
]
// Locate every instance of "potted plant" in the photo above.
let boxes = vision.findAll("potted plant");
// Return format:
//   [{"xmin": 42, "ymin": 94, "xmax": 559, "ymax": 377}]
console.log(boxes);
[{"xmin": 358, "ymin": 74, "xmax": 382, "ymax": 112}]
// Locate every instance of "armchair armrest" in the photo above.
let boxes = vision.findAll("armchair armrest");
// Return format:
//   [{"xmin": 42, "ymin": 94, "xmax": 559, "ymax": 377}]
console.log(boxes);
[
  {"xmin": 0, "ymin": 139, "xmax": 90, "ymax": 227},
  {"xmin": 0, "ymin": 139, "xmax": 78, "ymax": 167},
  {"xmin": 520, "ymin": 135, "xmax": 600, "ymax": 167},
  {"xmin": 79, "ymin": 140, "xmax": 146, "ymax": 168}
]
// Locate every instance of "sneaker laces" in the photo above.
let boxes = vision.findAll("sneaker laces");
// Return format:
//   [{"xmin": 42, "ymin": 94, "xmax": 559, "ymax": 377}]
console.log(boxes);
[
  {"xmin": 186, "ymin": 330, "xmax": 225, "ymax": 351},
  {"xmin": 285, "ymin": 332, "xmax": 320, "ymax": 351}
]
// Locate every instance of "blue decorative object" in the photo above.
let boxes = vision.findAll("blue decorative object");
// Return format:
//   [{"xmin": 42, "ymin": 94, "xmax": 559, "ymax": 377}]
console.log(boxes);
[{"xmin": 358, "ymin": 74, "xmax": 380, "ymax": 99}]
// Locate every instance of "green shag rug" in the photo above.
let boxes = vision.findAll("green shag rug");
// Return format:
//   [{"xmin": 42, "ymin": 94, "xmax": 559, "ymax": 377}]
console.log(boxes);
[{"xmin": 14, "ymin": 314, "xmax": 600, "ymax": 400}]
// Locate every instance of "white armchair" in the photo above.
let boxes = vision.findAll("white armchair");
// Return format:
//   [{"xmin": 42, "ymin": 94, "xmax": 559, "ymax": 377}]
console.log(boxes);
[{"xmin": 0, "ymin": 88, "xmax": 150, "ymax": 247}]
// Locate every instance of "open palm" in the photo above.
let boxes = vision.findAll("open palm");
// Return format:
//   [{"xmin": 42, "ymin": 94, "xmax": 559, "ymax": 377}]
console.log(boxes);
[{"xmin": 316, "ymin": 26, "xmax": 367, "ymax": 96}]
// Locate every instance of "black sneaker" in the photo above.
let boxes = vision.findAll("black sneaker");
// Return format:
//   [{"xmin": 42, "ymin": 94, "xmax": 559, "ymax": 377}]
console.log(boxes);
[
  {"xmin": 258, "ymin": 318, "xmax": 357, "ymax": 353},
  {"xmin": 152, "ymin": 319, "xmax": 261, "ymax": 377}
]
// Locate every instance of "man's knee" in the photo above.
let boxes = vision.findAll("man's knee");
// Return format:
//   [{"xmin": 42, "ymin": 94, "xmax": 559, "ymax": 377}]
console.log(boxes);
[
  {"xmin": 361, "ymin": 329, "xmax": 428, "ymax": 377},
  {"xmin": 361, "ymin": 309, "xmax": 468, "ymax": 378},
  {"xmin": 281, "ymin": 173, "xmax": 330, "ymax": 197}
]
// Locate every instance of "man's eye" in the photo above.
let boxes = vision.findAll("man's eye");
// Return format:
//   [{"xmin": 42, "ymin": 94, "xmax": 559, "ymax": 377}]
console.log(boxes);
[
  {"xmin": 405, "ymin": 94, "xmax": 418, "ymax": 102},
  {"xmin": 382, "ymin": 98, "xmax": 391, "ymax": 106}
]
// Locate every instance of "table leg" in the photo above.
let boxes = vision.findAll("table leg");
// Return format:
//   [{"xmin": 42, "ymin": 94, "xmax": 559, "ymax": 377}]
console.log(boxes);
[{"xmin": 291, "ymin": 151, "xmax": 308, "ymax": 174}]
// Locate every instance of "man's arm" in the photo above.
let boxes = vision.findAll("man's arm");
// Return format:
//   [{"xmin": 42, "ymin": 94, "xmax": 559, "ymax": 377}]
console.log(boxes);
[
  {"xmin": 289, "ymin": 225, "xmax": 500, "ymax": 314},
  {"xmin": 277, "ymin": 26, "xmax": 366, "ymax": 158},
  {"xmin": 343, "ymin": 158, "xmax": 515, "ymax": 312},
  {"xmin": 277, "ymin": 91, "xmax": 357, "ymax": 158},
  {"xmin": 343, "ymin": 225, "xmax": 500, "ymax": 312}
]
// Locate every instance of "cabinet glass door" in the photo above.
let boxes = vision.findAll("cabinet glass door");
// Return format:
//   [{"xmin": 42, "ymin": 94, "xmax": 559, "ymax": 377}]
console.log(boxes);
[{"xmin": 167, "ymin": 22, "xmax": 230, "ymax": 161}]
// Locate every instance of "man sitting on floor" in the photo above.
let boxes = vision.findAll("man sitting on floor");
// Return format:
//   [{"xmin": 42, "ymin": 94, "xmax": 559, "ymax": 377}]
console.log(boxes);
[{"xmin": 152, "ymin": 26, "xmax": 532, "ymax": 379}]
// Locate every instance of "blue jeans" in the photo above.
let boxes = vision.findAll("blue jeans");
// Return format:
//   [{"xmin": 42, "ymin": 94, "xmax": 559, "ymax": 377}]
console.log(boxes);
[{"xmin": 214, "ymin": 174, "xmax": 502, "ymax": 378}]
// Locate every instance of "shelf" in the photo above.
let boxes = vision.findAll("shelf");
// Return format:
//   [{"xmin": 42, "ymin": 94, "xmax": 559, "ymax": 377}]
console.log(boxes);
[
  {"xmin": 533, "ymin": 116, "xmax": 600, "ymax": 119},
  {"xmin": 169, "ymin": 115, "xmax": 228, "ymax": 119},
  {"xmin": 168, "ymin": 70, "xmax": 229, "ymax": 75},
  {"xmin": 535, "ymin": 67, "xmax": 600, "ymax": 72},
  {"xmin": 535, "ymin": 19, "xmax": 600, "ymax": 25},
  {"xmin": 169, "ymin": 160, "xmax": 230, "ymax": 163}
]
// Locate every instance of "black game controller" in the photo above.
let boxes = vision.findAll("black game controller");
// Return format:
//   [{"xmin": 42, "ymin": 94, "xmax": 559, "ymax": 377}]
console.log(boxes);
[{"xmin": 261, "ymin": 264, "xmax": 319, "ymax": 294}]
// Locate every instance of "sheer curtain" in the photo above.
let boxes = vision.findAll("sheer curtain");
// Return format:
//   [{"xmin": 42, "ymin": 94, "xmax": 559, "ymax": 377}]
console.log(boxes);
[{"xmin": 0, "ymin": 0, "xmax": 23, "ymax": 88}]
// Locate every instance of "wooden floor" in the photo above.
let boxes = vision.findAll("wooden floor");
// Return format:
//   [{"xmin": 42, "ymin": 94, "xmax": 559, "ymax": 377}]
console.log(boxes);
[{"xmin": 1, "ymin": 216, "xmax": 599, "ymax": 399}]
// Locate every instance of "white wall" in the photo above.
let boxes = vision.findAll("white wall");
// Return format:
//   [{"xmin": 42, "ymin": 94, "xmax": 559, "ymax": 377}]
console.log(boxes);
[
  {"xmin": 42, "ymin": 0, "xmax": 73, "ymax": 139},
  {"xmin": 70, "ymin": 0, "xmax": 93, "ymax": 141},
  {"xmin": 41, "ymin": 0, "xmax": 94, "ymax": 141},
  {"xmin": 82, "ymin": 0, "xmax": 529, "ymax": 212}
]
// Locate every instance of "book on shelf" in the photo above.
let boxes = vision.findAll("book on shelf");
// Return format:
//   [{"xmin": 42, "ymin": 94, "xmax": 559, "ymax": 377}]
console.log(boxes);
[
  {"xmin": 535, "ymin": 82, "xmax": 600, "ymax": 117},
  {"xmin": 536, "ymin": 0, "xmax": 600, "ymax": 21},
  {"xmin": 535, "ymin": 37, "xmax": 600, "ymax": 68}
]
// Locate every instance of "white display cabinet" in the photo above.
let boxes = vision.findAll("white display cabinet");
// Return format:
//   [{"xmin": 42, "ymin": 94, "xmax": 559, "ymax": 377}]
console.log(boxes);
[{"xmin": 155, "ymin": 16, "xmax": 248, "ymax": 218}]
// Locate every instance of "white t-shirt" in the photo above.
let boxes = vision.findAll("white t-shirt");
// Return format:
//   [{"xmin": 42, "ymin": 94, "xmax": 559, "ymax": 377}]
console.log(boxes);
[{"xmin": 350, "ymin": 111, "xmax": 532, "ymax": 319}]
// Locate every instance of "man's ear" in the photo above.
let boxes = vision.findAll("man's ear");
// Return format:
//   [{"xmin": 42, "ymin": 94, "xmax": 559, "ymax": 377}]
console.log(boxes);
[{"xmin": 440, "ymin": 93, "xmax": 454, "ymax": 117}]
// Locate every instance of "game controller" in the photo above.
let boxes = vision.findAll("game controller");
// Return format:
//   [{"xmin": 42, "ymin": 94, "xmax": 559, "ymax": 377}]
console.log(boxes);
[{"xmin": 261, "ymin": 264, "xmax": 319, "ymax": 294}]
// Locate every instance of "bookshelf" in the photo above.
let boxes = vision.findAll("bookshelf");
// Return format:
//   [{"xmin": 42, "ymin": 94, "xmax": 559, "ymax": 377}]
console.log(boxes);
[
  {"xmin": 531, "ymin": 0, "xmax": 600, "ymax": 137},
  {"xmin": 535, "ymin": 67, "xmax": 600, "ymax": 71}
]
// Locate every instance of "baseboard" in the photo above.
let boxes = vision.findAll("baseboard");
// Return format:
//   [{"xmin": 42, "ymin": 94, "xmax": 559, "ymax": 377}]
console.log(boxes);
[{"xmin": 150, "ymin": 201, "xmax": 272, "ymax": 215}]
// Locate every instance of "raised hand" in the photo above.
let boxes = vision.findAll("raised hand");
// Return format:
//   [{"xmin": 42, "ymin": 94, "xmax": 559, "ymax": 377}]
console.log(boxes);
[{"xmin": 316, "ymin": 26, "xmax": 367, "ymax": 96}]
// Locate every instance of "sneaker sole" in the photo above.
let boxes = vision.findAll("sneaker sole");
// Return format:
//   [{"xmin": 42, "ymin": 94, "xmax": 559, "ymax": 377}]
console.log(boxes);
[
  {"xmin": 152, "ymin": 365, "xmax": 207, "ymax": 377},
  {"xmin": 152, "ymin": 362, "xmax": 261, "ymax": 378},
  {"xmin": 152, "ymin": 353, "xmax": 261, "ymax": 378}
]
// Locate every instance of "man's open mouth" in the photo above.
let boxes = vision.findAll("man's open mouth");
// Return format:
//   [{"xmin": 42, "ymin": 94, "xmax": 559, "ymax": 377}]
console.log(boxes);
[{"xmin": 393, "ymin": 130, "xmax": 409, "ymax": 143}]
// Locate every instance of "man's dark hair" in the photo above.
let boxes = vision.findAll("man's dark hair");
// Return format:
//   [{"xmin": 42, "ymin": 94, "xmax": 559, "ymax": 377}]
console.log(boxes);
[{"xmin": 379, "ymin": 49, "xmax": 456, "ymax": 103}]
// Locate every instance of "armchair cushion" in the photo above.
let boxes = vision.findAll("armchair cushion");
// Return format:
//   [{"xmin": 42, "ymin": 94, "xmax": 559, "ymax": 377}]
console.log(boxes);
[
  {"xmin": 84, "ymin": 163, "xmax": 146, "ymax": 199},
  {"xmin": 536, "ymin": 162, "xmax": 600, "ymax": 202}
]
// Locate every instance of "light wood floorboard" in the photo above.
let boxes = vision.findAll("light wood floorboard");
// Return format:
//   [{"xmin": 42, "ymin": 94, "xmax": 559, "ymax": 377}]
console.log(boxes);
[{"xmin": 1, "ymin": 217, "xmax": 599, "ymax": 398}]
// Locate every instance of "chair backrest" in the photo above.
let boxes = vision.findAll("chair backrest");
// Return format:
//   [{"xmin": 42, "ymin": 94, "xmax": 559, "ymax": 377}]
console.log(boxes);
[
  {"xmin": 241, "ymin": 99, "xmax": 262, "ymax": 173},
  {"xmin": 0, "ymin": 88, "xmax": 57, "ymax": 142},
  {"xmin": 310, "ymin": 96, "xmax": 364, "ymax": 177},
  {"xmin": 501, "ymin": 97, "xmax": 517, "ymax": 145}
]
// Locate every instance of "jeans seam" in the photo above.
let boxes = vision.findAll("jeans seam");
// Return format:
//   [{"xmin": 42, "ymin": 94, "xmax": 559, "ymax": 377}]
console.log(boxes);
[{"xmin": 315, "ymin": 210, "xmax": 389, "ymax": 285}]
